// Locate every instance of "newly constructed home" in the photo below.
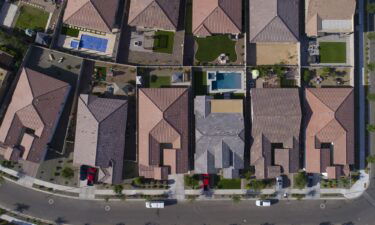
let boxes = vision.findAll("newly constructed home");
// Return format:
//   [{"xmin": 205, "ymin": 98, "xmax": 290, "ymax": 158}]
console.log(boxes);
[
  {"xmin": 0, "ymin": 67, "xmax": 71, "ymax": 176},
  {"xmin": 73, "ymin": 94, "xmax": 128, "ymax": 184},
  {"xmin": 305, "ymin": 88, "xmax": 354, "ymax": 179},
  {"xmin": 249, "ymin": 0, "xmax": 300, "ymax": 65},
  {"xmin": 138, "ymin": 88, "xmax": 189, "ymax": 180},
  {"xmin": 250, "ymin": 89, "xmax": 301, "ymax": 179},
  {"xmin": 305, "ymin": 0, "xmax": 356, "ymax": 37},
  {"xmin": 194, "ymin": 96, "xmax": 244, "ymax": 178},
  {"xmin": 192, "ymin": 0, "xmax": 242, "ymax": 37},
  {"xmin": 128, "ymin": 0, "xmax": 181, "ymax": 31},
  {"xmin": 60, "ymin": 0, "xmax": 122, "ymax": 56}
]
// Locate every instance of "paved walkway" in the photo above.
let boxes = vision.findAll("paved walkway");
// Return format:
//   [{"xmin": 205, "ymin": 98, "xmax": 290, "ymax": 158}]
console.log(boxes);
[{"xmin": 168, "ymin": 174, "xmax": 185, "ymax": 200}]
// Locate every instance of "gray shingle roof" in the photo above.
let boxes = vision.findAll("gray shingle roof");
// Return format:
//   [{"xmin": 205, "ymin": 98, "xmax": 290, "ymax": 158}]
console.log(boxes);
[
  {"xmin": 249, "ymin": 0, "xmax": 299, "ymax": 42},
  {"xmin": 194, "ymin": 96, "xmax": 244, "ymax": 178}
]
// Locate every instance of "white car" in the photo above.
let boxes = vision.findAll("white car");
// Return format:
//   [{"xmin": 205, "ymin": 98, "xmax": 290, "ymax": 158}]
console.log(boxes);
[
  {"xmin": 145, "ymin": 201, "xmax": 164, "ymax": 209},
  {"xmin": 256, "ymin": 200, "xmax": 271, "ymax": 207}
]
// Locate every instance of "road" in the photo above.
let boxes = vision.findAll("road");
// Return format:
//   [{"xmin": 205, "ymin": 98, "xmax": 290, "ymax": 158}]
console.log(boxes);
[{"xmin": 0, "ymin": 181, "xmax": 375, "ymax": 225}]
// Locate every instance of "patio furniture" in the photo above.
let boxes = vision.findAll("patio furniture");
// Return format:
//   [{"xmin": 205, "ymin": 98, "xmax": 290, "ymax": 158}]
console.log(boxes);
[{"xmin": 218, "ymin": 53, "xmax": 228, "ymax": 64}]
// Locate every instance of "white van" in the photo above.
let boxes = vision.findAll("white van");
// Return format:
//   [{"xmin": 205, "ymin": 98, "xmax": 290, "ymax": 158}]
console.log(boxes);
[
  {"xmin": 255, "ymin": 200, "xmax": 271, "ymax": 207},
  {"xmin": 145, "ymin": 201, "xmax": 165, "ymax": 209}
]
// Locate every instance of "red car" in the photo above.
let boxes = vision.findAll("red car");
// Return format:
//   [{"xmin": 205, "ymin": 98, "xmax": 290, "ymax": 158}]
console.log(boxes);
[
  {"xmin": 202, "ymin": 174, "xmax": 209, "ymax": 191},
  {"xmin": 87, "ymin": 167, "xmax": 97, "ymax": 186}
]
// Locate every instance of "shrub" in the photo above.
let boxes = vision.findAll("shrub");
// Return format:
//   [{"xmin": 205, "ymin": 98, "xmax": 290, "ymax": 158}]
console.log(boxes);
[
  {"xmin": 367, "ymin": 155, "xmax": 375, "ymax": 164},
  {"xmin": 184, "ymin": 175, "xmax": 200, "ymax": 189},
  {"xmin": 368, "ymin": 32, "xmax": 375, "ymax": 40},
  {"xmin": 303, "ymin": 69, "xmax": 312, "ymax": 84},
  {"xmin": 61, "ymin": 167, "xmax": 74, "ymax": 179},
  {"xmin": 368, "ymin": 3, "xmax": 375, "ymax": 13},
  {"xmin": 113, "ymin": 185, "xmax": 123, "ymax": 195},
  {"xmin": 294, "ymin": 171, "xmax": 307, "ymax": 189},
  {"xmin": 246, "ymin": 179, "xmax": 266, "ymax": 191},
  {"xmin": 231, "ymin": 195, "xmax": 241, "ymax": 203},
  {"xmin": 367, "ymin": 93, "xmax": 375, "ymax": 101},
  {"xmin": 367, "ymin": 124, "xmax": 375, "ymax": 132},
  {"xmin": 133, "ymin": 177, "xmax": 144, "ymax": 186}
]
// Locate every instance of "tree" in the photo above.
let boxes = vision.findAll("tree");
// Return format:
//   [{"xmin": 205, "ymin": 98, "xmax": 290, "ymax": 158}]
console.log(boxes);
[
  {"xmin": 133, "ymin": 177, "xmax": 144, "ymax": 186},
  {"xmin": 184, "ymin": 175, "xmax": 199, "ymax": 189},
  {"xmin": 113, "ymin": 185, "xmax": 124, "ymax": 195},
  {"xmin": 368, "ymin": 63, "xmax": 375, "ymax": 72},
  {"xmin": 367, "ymin": 124, "xmax": 375, "ymax": 132},
  {"xmin": 368, "ymin": 93, "xmax": 375, "ymax": 101},
  {"xmin": 61, "ymin": 167, "xmax": 74, "ymax": 179},
  {"xmin": 294, "ymin": 171, "xmax": 307, "ymax": 189},
  {"xmin": 246, "ymin": 179, "xmax": 266, "ymax": 191},
  {"xmin": 367, "ymin": 155, "xmax": 375, "ymax": 164},
  {"xmin": 368, "ymin": 32, "xmax": 375, "ymax": 40},
  {"xmin": 368, "ymin": 3, "xmax": 375, "ymax": 13}
]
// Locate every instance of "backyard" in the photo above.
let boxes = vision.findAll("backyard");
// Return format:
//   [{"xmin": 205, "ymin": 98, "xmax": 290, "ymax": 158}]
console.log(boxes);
[
  {"xmin": 303, "ymin": 67, "xmax": 351, "ymax": 87},
  {"xmin": 149, "ymin": 75, "xmax": 170, "ymax": 88},
  {"xmin": 195, "ymin": 35, "xmax": 237, "ymax": 63},
  {"xmin": 319, "ymin": 42, "xmax": 346, "ymax": 63},
  {"xmin": 153, "ymin": 31, "xmax": 175, "ymax": 54},
  {"xmin": 15, "ymin": 5, "xmax": 49, "ymax": 31},
  {"xmin": 61, "ymin": 26, "xmax": 79, "ymax": 38}
]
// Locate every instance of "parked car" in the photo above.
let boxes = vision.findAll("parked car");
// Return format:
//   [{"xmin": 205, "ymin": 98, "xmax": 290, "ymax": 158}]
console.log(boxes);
[
  {"xmin": 276, "ymin": 176, "xmax": 283, "ymax": 189},
  {"xmin": 87, "ymin": 167, "xmax": 97, "ymax": 186},
  {"xmin": 145, "ymin": 201, "xmax": 164, "ymax": 209},
  {"xmin": 256, "ymin": 200, "xmax": 271, "ymax": 207},
  {"xmin": 202, "ymin": 174, "xmax": 209, "ymax": 191},
  {"xmin": 79, "ymin": 165, "xmax": 88, "ymax": 181}
]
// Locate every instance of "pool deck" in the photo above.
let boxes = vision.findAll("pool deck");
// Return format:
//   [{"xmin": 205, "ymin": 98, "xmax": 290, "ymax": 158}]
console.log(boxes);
[
  {"xmin": 58, "ymin": 30, "xmax": 116, "ymax": 57},
  {"xmin": 207, "ymin": 70, "xmax": 246, "ymax": 94}
]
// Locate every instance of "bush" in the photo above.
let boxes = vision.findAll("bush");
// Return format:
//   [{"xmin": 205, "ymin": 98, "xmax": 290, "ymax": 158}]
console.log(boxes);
[
  {"xmin": 367, "ymin": 93, "xmax": 375, "ymax": 101},
  {"xmin": 294, "ymin": 171, "xmax": 307, "ymax": 189},
  {"xmin": 367, "ymin": 155, "xmax": 375, "ymax": 163},
  {"xmin": 133, "ymin": 177, "xmax": 144, "ymax": 186},
  {"xmin": 368, "ymin": 32, "xmax": 375, "ymax": 40},
  {"xmin": 368, "ymin": 3, "xmax": 375, "ymax": 13},
  {"xmin": 303, "ymin": 69, "xmax": 312, "ymax": 84},
  {"xmin": 243, "ymin": 170, "xmax": 254, "ymax": 180},
  {"xmin": 231, "ymin": 195, "xmax": 241, "ymax": 203},
  {"xmin": 184, "ymin": 175, "xmax": 200, "ymax": 189},
  {"xmin": 368, "ymin": 63, "xmax": 375, "ymax": 72},
  {"xmin": 0, "ymin": 160, "xmax": 13, "ymax": 168},
  {"xmin": 367, "ymin": 124, "xmax": 375, "ymax": 132},
  {"xmin": 61, "ymin": 167, "xmax": 74, "ymax": 179},
  {"xmin": 246, "ymin": 179, "xmax": 266, "ymax": 191},
  {"xmin": 113, "ymin": 185, "xmax": 123, "ymax": 195}
]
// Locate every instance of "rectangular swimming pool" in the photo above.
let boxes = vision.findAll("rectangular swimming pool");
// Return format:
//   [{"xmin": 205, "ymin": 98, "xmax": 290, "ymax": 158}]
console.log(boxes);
[
  {"xmin": 212, "ymin": 72, "xmax": 242, "ymax": 90},
  {"xmin": 79, "ymin": 34, "xmax": 108, "ymax": 52}
]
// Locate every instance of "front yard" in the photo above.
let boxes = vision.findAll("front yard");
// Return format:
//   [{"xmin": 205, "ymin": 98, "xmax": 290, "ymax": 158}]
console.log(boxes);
[
  {"xmin": 319, "ymin": 42, "xmax": 346, "ymax": 63},
  {"xmin": 195, "ymin": 35, "xmax": 237, "ymax": 63},
  {"xmin": 153, "ymin": 31, "xmax": 175, "ymax": 54},
  {"xmin": 215, "ymin": 177, "xmax": 241, "ymax": 189},
  {"xmin": 15, "ymin": 5, "xmax": 49, "ymax": 31}
]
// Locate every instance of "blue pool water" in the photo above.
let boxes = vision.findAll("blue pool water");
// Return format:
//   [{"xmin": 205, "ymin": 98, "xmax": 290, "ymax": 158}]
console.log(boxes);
[
  {"xmin": 212, "ymin": 72, "xmax": 242, "ymax": 90},
  {"xmin": 74, "ymin": 35, "xmax": 108, "ymax": 52}
]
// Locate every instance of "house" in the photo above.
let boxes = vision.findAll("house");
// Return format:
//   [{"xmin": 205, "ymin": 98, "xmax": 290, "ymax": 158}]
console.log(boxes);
[
  {"xmin": 305, "ymin": 0, "xmax": 356, "ymax": 37},
  {"xmin": 250, "ymin": 89, "xmax": 301, "ymax": 179},
  {"xmin": 194, "ymin": 96, "xmax": 244, "ymax": 178},
  {"xmin": 73, "ymin": 94, "xmax": 128, "ymax": 184},
  {"xmin": 0, "ymin": 67, "xmax": 71, "ymax": 176},
  {"xmin": 63, "ymin": 0, "xmax": 121, "ymax": 34},
  {"xmin": 138, "ymin": 88, "xmax": 189, "ymax": 180},
  {"xmin": 60, "ymin": 0, "xmax": 122, "ymax": 56},
  {"xmin": 192, "ymin": 0, "xmax": 242, "ymax": 37},
  {"xmin": 249, "ymin": 0, "xmax": 300, "ymax": 65},
  {"xmin": 128, "ymin": 0, "xmax": 181, "ymax": 31},
  {"xmin": 305, "ymin": 88, "xmax": 354, "ymax": 179}
]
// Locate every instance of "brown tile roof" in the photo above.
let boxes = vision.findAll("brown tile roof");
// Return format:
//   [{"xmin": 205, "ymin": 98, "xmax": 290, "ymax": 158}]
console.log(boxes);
[
  {"xmin": 305, "ymin": 88, "xmax": 354, "ymax": 176},
  {"xmin": 0, "ymin": 67, "xmax": 70, "ymax": 172},
  {"xmin": 138, "ymin": 88, "xmax": 189, "ymax": 180},
  {"xmin": 73, "ymin": 94, "xmax": 128, "ymax": 184},
  {"xmin": 128, "ymin": 0, "xmax": 181, "ymax": 31},
  {"xmin": 306, "ymin": 0, "xmax": 356, "ymax": 36},
  {"xmin": 249, "ymin": 0, "xmax": 299, "ymax": 42},
  {"xmin": 250, "ymin": 88, "xmax": 301, "ymax": 179},
  {"xmin": 63, "ymin": 0, "xmax": 120, "ymax": 33},
  {"xmin": 192, "ymin": 0, "xmax": 242, "ymax": 36}
]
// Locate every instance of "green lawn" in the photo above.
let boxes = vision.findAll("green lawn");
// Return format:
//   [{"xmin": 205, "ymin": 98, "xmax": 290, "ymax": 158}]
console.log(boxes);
[
  {"xmin": 61, "ymin": 27, "xmax": 80, "ymax": 38},
  {"xmin": 319, "ymin": 42, "xmax": 346, "ymax": 63},
  {"xmin": 195, "ymin": 35, "xmax": 237, "ymax": 63},
  {"xmin": 193, "ymin": 71, "xmax": 207, "ymax": 95},
  {"xmin": 15, "ymin": 5, "xmax": 49, "ymax": 31},
  {"xmin": 153, "ymin": 31, "xmax": 175, "ymax": 54},
  {"xmin": 217, "ymin": 178, "xmax": 241, "ymax": 189},
  {"xmin": 149, "ymin": 75, "xmax": 170, "ymax": 88}
]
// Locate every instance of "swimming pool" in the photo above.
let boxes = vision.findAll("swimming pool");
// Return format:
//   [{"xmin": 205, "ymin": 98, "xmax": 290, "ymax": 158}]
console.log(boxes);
[
  {"xmin": 211, "ymin": 72, "xmax": 242, "ymax": 90},
  {"xmin": 70, "ymin": 35, "xmax": 108, "ymax": 52}
]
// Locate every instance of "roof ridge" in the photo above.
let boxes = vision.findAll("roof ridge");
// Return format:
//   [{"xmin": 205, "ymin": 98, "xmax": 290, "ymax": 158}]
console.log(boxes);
[
  {"xmin": 307, "ymin": 89, "xmax": 336, "ymax": 112},
  {"xmin": 215, "ymin": 6, "xmax": 241, "ymax": 32},
  {"xmin": 333, "ymin": 90, "xmax": 353, "ymax": 130},
  {"xmin": 276, "ymin": 13, "xmax": 298, "ymax": 41},
  {"xmin": 89, "ymin": 0, "xmax": 113, "ymax": 32},
  {"xmin": 250, "ymin": 15, "xmax": 278, "ymax": 42},
  {"xmin": 155, "ymin": 0, "xmax": 178, "ymax": 28},
  {"xmin": 193, "ymin": 5, "xmax": 219, "ymax": 33},
  {"xmin": 140, "ymin": 89, "xmax": 165, "ymax": 113},
  {"xmin": 97, "ymin": 100, "xmax": 127, "ymax": 123},
  {"xmin": 64, "ymin": 1, "xmax": 91, "ymax": 25}
]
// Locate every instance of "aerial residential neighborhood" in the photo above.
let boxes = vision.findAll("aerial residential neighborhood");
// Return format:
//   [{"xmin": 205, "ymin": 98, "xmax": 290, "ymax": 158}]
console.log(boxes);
[{"xmin": 0, "ymin": 0, "xmax": 373, "ymax": 225}]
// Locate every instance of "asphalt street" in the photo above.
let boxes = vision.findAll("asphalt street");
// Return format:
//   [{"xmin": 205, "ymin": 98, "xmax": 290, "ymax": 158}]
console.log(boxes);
[{"xmin": 0, "ymin": 181, "xmax": 375, "ymax": 225}]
